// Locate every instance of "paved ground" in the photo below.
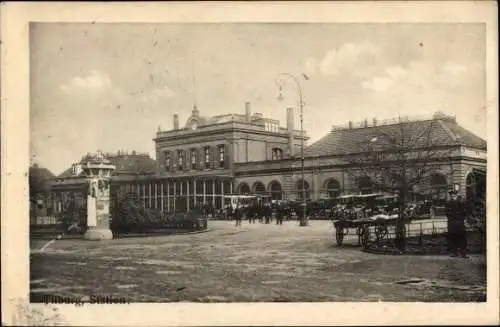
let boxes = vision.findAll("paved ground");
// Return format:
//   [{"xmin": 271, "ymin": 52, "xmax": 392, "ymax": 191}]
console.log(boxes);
[{"xmin": 30, "ymin": 220, "xmax": 486, "ymax": 302}]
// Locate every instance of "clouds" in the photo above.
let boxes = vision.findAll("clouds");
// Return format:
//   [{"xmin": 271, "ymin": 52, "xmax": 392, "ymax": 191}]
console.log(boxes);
[
  {"xmin": 318, "ymin": 41, "xmax": 381, "ymax": 77},
  {"xmin": 442, "ymin": 61, "xmax": 468, "ymax": 76},
  {"xmin": 361, "ymin": 76, "xmax": 395, "ymax": 92},
  {"xmin": 361, "ymin": 61, "xmax": 476, "ymax": 93},
  {"xmin": 138, "ymin": 85, "xmax": 175, "ymax": 103},
  {"xmin": 60, "ymin": 70, "xmax": 176, "ymax": 105},
  {"xmin": 31, "ymin": 24, "xmax": 486, "ymax": 175},
  {"xmin": 60, "ymin": 70, "xmax": 114, "ymax": 94}
]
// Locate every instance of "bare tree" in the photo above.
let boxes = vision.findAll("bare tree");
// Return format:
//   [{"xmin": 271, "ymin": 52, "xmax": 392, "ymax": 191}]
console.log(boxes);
[{"xmin": 342, "ymin": 116, "xmax": 458, "ymax": 250}]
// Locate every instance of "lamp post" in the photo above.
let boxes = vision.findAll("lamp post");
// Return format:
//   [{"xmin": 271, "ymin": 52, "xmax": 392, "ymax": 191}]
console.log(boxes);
[{"xmin": 276, "ymin": 73, "xmax": 308, "ymax": 227}]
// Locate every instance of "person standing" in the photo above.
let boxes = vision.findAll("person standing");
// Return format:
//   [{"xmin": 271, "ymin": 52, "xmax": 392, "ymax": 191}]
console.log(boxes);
[
  {"xmin": 445, "ymin": 190, "xmax": 468, "ymax": 258},
  {"xmin": 234, "ymin": 205, "xmax": 242, "ymax": 227},
  {"xmin": 227, "ymin": 204, "xmax": 233, "ymax": 221},
  {"xmin": 277, "ymin": 205, "xmax": 284, "ymax": 225}
]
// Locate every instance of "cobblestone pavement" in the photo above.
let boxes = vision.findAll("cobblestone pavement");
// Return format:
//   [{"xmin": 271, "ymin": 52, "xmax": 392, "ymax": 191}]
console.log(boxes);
[{"xmin": 30, "ymin": 220, "xmax": 486, "ymax": 302}]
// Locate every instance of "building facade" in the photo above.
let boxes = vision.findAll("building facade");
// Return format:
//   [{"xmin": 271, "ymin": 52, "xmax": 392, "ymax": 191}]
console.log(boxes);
[{"xmin": 51, "ymin": 105, "xmax": 487, "ymax": 215}]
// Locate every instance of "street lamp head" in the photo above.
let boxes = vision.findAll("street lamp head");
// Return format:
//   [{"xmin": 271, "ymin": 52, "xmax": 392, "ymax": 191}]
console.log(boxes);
[{"xmin": 277, "ymin": 86, "xmax": 284, "ymax": 102}]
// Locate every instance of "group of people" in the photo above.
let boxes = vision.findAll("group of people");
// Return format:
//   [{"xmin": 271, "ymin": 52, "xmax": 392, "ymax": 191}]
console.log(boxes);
[
  {"xmin": 219, "ymin": 201, "xmax": 309, "ymax": 227},
  {"xmin": 229, "ymin": 202, "xmax": 282, "ymax": 226}
]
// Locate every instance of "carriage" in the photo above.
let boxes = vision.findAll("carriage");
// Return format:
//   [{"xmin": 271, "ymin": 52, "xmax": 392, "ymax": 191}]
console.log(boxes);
[
  {"xmin": 309, "ymin": 198, "xmax": 337, "ymax": 219},
  {"xmin": 333, "ymin": 214, "xmax": 410, "ymax": 247},
  {"xmin": 331, "ymin": 193, "xmax": 411, "ymax": 246},
  {"xmin": 331, "ymin": 193, "xmax": 383, "ymax": 220}
]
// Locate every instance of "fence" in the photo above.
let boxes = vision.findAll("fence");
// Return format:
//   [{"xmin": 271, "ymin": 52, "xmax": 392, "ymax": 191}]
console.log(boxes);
[{"xmin": 362, "ymin": 217, "xmax": 486, "ymax": 254}]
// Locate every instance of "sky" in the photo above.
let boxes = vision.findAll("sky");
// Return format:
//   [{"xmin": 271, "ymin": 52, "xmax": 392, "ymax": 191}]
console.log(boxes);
[{"xmin": 30, "ymin": 23, "xmax": 487, "ymax": 175}]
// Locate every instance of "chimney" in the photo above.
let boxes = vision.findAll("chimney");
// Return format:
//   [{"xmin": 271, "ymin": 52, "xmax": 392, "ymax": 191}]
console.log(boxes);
[
  {"xmin": 173, "ymin": 113, "xmax": 179, "ymax": 130},
  {"xmin": 245, "ymin": 101, "xmax": 251, "ymax": 122},
  {"xmin": 373, "ymin": 118, "xmax": 377, "ymax": 126},
  {"xmin": 348, "ymin": 121, "xmax": 353, "ymax": 129},
  {"xmin": 364, "ymin": 118, "xmax": 368, "ymax": 127},
  {"xmin": 287, "ymin": 107, "xmax": 294, "ymax": 157}
]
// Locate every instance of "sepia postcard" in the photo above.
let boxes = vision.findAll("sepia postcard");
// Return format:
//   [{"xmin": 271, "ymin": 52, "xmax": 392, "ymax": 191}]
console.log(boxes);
[{"xmin": 1, "ymin": 1, "xmax": 499, "ymax": 326}]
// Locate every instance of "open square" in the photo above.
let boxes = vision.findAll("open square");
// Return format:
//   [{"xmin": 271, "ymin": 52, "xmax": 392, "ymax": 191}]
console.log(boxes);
[{"xmin": 30, "ymin": 221, "xmax": 486, "ymax": 302}]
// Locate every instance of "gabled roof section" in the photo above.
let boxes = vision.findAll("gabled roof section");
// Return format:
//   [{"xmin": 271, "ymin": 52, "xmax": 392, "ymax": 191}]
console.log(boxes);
[
  {"xmin": 439, "ymin": 119, "xmax": 487, "ymax": 150},
  {"xmin": 30, "ymin": 166, "xmax": 56, "ymax": 180},
  {"xmin": 30, "ymin": 166, "xmax": 56, "ymax": 192},
  {"xmin": 110, "ymin": 154, "xmax": 157, "ymax": 175},
  {"xmin": 303, "ymin": 116, "xmax": 486, "ymax": 157},
  {"xmin": 57, "ymin": 152, "xmax": 157, "ymax": 178}
]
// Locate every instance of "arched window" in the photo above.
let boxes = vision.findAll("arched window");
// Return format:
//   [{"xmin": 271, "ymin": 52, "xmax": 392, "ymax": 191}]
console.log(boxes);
[
  {"xmin": 295, "ymin": 179, "xmax": 310, "ymax": 201},
  {"xmin": 358, "ymin": 176, "xmax": 373, "ymax": 194},
  {"xmin": 252, "ymin": 182, "xmax": 266, "ymax": 194},
  {"xmin": 466, "ymin": 172, "xmax": 476, "ymax": 200},
  {"xmin": 268, "ymin": 181, "xmax": 282, "ymax": 200},
  {"xmin": 271, "ymin": 148, "xmax": 283, "ymax": 160},
  {"xmin": 237, "ymin": 182, "xmax": 251, "ymax": 194},
  {"xmin": 324, "ymin": 178, "xmax": 340, "ymax": 198},
  {"xmin": 430, "ymin": 173, "xmax": 448, "ymax": 200}
]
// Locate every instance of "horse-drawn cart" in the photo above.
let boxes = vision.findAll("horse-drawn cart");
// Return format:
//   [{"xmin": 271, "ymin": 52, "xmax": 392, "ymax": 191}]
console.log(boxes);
[{"xmin": 333, "ymin": 214, "xmax": 407, "ymax": 247}]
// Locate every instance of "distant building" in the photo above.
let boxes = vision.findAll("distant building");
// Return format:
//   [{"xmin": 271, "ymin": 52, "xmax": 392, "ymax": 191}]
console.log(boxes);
[
  {"xmin": 29, "ymin": 164, "xmax": 56, "ymax": 219},
  {"xmin": 51, "ymin": 104, "xmax": 486, "ymax": 214}
]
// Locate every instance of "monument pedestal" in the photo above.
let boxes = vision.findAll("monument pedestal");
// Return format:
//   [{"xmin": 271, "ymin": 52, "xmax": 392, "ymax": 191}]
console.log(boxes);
[
  {"xmin": 84, "ymin": 227, "xmax": 113, "ymax": 240},
  {"xmin": 80, "ymin": 152, "xmax": 116, "ymax": 241}
]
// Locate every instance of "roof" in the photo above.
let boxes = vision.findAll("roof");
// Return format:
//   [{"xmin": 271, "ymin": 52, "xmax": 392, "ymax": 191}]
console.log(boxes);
[
  {"xmin": 29, "ymin": 166, "xmax": 56, "ymax": 192},
  {"xmin": 439, "ymin": 119, "xmax": 487, "ymax": 150},
  {"xmin": 206, "ymin": 114, "xmax": 248, "ymax": 125},
  {"xmin": 30, "ymin": 166, "xmax": 56, "ymax": 180},
  {"xmin": 186, "ymin": 113, "xmax": 271, "ymax": 128},
  {"xmin": 57, "ymin": 153, "xmax": 157, "ymax": 178},
  {"xmin": 303, "ymin": 117, "xmax": 486, "ymax": 158}
]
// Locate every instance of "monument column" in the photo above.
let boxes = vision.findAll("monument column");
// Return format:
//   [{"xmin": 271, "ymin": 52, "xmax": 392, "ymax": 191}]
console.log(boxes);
[{"xmin": 83, "ymin": 152, "xmax": 116, "ymax": 241}]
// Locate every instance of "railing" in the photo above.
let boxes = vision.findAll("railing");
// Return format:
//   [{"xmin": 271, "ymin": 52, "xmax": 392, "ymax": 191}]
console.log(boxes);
[
  {"xmin": 156, "ymin": 121, "xmax": 306, "ymax": 139},
  {"xmin": 331, "ymin": 113, "xmax": 456, "ymax": 131},
  {"xmin": 362, "ymin": 217, "xmax": 485, "ymax": 254}
]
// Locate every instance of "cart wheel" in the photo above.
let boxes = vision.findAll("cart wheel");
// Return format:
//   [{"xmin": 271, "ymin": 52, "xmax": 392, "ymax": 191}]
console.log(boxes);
[
  {"xmin": 336, "ymin": 228, "xmax": 344, "ymax": 246},
  {"xmin": 361, "ymin": 226, "xmax": 371, "ymax": 248},
  {"xmin": 375, "ymin": 224, "xmax": 388, "ymax": 241}
]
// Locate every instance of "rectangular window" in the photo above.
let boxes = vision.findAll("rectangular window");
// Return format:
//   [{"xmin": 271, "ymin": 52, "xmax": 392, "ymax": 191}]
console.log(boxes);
[
  {"xmin": 271, "ymin": 148, "xmax": 282, "ymax": 160},
  {"xmin": 218, "ymin": 145, "xmax": 225, "ymax": 168},
  {"xmin": 177, "ymin": 150, "xmax": 184, "ymax": 170},
  {"xmin": 191, "ymin": 149, "xmax": 197, "ymax": 170},
  {"xmin": 164, "ymin": 151, "xmax": 171, "ymax": 171},
  {"xmin": 204, "ymin": 147, "xmax": 210, "ymax": 168}
]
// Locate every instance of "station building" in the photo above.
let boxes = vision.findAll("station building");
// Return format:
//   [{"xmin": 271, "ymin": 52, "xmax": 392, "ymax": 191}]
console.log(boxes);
[{"xmin": 50, "ymin": 103, "xmax": 487, "ymax": 214}]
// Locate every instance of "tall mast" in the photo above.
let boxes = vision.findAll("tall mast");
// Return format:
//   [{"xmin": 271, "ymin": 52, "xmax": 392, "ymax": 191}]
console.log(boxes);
[{"xmin": 191, "ymin": 54, "xmax": 197, "ymax": 109}]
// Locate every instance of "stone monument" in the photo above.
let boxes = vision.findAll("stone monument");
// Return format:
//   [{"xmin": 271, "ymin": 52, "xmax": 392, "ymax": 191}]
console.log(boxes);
[{"xmin": 81, "ymin": 152, "xmax": 115, "ymax": 240}]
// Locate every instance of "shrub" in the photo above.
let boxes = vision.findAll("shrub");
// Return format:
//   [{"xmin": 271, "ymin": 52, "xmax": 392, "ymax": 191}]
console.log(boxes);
[{"xmin": 111, "ymin": 194, "xmax": 207, "ymax": 233}]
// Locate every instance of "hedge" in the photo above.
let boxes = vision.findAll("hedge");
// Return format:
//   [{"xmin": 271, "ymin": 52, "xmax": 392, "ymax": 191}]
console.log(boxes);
[{"xmin": 111, "ymin": 195, "xmax": 207, "ymax": 233}]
